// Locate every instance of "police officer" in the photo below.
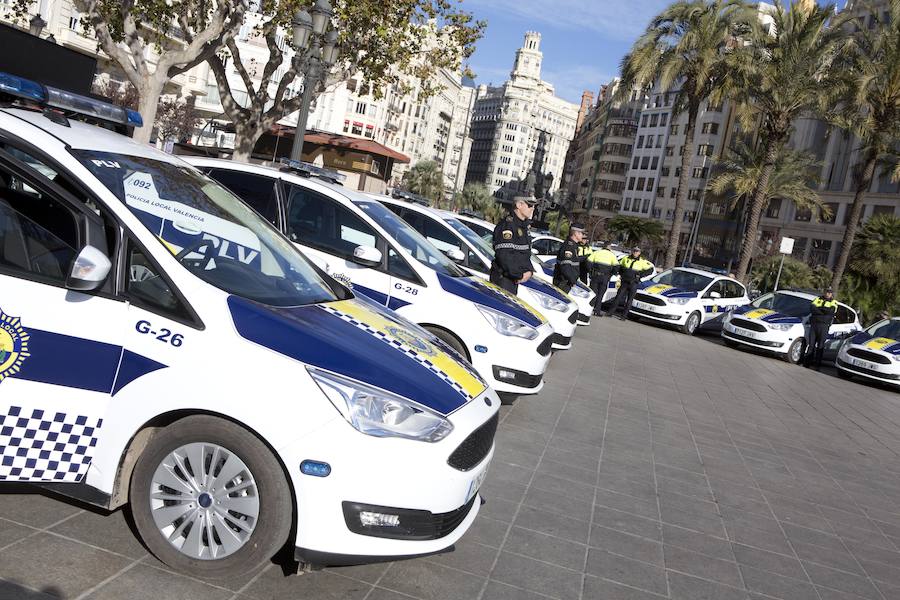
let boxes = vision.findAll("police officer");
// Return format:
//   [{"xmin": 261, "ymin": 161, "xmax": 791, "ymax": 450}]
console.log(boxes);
[
  {"xmin": 553, "ymin": 224, "xmax": 586, "ymax": 293},
  {"xmin": 804, "ymin": 288, "xmax": 837, "ymax": 369},
  {"xmin": 490, "ymin": 197, "xmax": 536, "ymax": 294},
  {"xmin": 609, "ymin": 246, "xmax": 654, "ymax": 320},
  {"xmin": 587, "ymin": 241, "xmax": 619, "ymax": 316}
]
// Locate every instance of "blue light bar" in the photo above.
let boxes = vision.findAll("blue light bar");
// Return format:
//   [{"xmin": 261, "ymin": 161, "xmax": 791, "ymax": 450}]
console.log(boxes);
[
  {"xmin": 279, "ymin": 157, "xmax": 347, "ymax": 183},
  {"xmin": 0, "ymin": 71, "xmax": 143, "ymax": 127}
]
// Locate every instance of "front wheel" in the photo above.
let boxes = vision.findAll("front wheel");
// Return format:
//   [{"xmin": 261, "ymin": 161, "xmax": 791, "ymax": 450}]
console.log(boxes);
[
  {"xmin": 785, "ymin": 338, "xmax": 805, "ymax": 364},
  {"xmin": 682, "ymin": 312, "xmax": 701, "ymax": 336},
  {"xmin": 425, "ymin": 326, "xmax": 470, "ymax": 362},
  {"xmin": 129, "ymin": 416, "xmax": 292, "ymax": 578}
]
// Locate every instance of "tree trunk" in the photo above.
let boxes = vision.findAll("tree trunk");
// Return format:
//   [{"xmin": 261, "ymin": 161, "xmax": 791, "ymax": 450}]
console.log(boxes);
[
  {"xmin": 133, "ymin": 80, "xmax": 166, "ymax": 145},
  {"xmin": 831, "ymin": 147, "xmax": 878, "ymax": 292},
  {"xmin": 232, "ymin": 124, "xmax": 265, "ymax": 163},
  {"xmin": 664, "ymin": 105, "xmax": 698, "ymax": 270},
  {"xmin": 735, "ymin": 140, "xmax": 780, "ymax": 282}
]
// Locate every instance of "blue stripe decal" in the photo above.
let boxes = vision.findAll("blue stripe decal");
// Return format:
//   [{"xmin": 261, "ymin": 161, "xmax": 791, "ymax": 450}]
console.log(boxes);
[
  {"xmin": 112, "ymin": 349, "xmax": 167, "ymax": 396},
  {"xmin": 13, "ymin": 329, "xmax": 120, "ymax": 393},
  {"xmin": 349, "ymin": 283, "xmax": 411, "ymax": 312},
  {"xmin": 436, "ymin": 273, "xmax": 543, "ymax": 327},
  {"xmin": 228, "ymin": 296, "xmax": 468, "ymax": 415},
  {"xmin": 387, "ymin": 297, "xmax": 412, "ymax": 311},
  {"xmin": 522, "ymin": 279, "xmax": 570, "ymax": 303}
]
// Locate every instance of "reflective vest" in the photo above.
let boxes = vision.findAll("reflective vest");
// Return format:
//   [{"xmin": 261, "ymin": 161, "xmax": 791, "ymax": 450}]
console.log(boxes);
[
  {"xmin": 588, "ymin": 248, "xmax": 618, "ymax": 265},
  {"xmin": 619, "ymin": 256, "xmax": 654, "ymax": 271},
  {"xmin": 812, "ymin": 298, "xmax": 837, "ymax": 309}
]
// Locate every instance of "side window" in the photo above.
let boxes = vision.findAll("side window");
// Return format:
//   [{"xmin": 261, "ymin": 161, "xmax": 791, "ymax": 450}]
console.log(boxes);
[
  {"xmin": 387, "ymin": 247, "xmax": 417, "ymax": 281},
  {"xmin": 383, "ymin": 203, "xmax": 405, "ymax": 218},
  {"xmin": 724, "ymin": 280, "xmax": 745, "ymax": 299},
  {"xmin": 532, "ymin": 238, "xmax": 550, "ymax": 255},
  {"xmin": 285, "ymin": 185, "xmax": 379, "ymax": 260},
  {"xmin": 0, "ymin": 163, "xmax": 78, "ymax": 283},
  {"xmin": 207, "ymin": 169, "xmax": 279, "ymax": 226},
  {"xmin": 423, "ymin": 218, "xmax": 463, "ymax": 254},
  {"xmin": 126, "ymin": 239, "xmax": 192, "ymax": 322},
  {"xmin": 706, "ymin": 281, "xmax": 725, "ymax": 298},
  {"xmin": 834, "ymin": 305, "xmax": 855, "ymax": 326},
  {"xmin": 547, "ymin": 240, "xmax": 563, "ymax": 256},
  {"xmin": 467, "ymin": 249, "xmax": 488, "ymax": 273}
]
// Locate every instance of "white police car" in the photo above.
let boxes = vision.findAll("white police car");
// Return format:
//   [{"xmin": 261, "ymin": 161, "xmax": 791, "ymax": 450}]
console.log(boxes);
[
  {"xmin": 722, "ymin": 290, "xmax": 862, "ymax": 363},
  {"xmin": 836, "ymin": 317, "xmax": 900, "ymax": 388},
  {"xmin": 454, "ymin": 213, "xmax": 596, "ymax": 325},
  {"xmin": 0, "ymin": 73, "xmax": 499, "ymax": 576},
  {"xmin": 530, "ymin": 233, "xmax": 564, "ymax": 262},
  {"xmin": 377, "ymin": 197, "xmax": 580, "ymax": 349},
  {"xmin": 630, "ymin": 268, "xmax": 751, "ymax": 335},
  {"xmin": 184, "ymin": 158, "xmax": 555, "ymax": 395}
]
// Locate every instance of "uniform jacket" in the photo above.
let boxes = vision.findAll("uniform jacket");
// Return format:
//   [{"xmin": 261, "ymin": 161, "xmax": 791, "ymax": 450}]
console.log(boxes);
[
  {"xmin": 491, "ymin": 213, "xmax": 533, "ymax": 281},
  {"xmin": 618, "ymin": 255, "xmax": 654, "ymax": 284},
  {"xmin": 554, "ymin": 239, "xmax": 583, "ymax": 286},
  {"xmin": 588, "ymin": 248, "xmax": 619, "ymax": 276},
  {"xmin": 809, "ymin": 297, "xmax": 837, "ymax": 327}
]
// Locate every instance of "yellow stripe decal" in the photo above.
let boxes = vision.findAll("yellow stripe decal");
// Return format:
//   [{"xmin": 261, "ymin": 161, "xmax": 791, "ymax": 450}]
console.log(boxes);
[
  {"xmin": 744, "ymin": 308, "xmax": 776, "ymax": 320},
  {"xmin": 865, "ymin": 337, "xmax": 898, "ymax": 351},
  {"xmin": 324, "ymin": 300, "xmax": 487, "ymax": 400},
  {"xmin": 474, "ymin": 280, "xmax": 548, "ymax": 324},
  {"xmin": 644, "ymin": 284, "xmax": 674, "ymax": 295}
]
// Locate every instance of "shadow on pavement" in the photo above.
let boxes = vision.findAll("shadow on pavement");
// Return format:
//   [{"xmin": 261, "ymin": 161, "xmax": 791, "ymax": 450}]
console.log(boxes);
[{"xmin": 0, "ymin": 579, "xmax": 62, "ymax": 599}]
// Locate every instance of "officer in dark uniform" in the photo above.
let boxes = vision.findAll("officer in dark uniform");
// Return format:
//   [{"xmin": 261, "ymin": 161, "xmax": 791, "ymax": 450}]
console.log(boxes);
[
  {"xmin": 552, "ymin": 224, "xmax": 585, "ymax": 293},
  {"xmin": 490, "ymin": 197, "xmax": 536, "ymax": 294},
  {"xmin": 609, "ymin": 247, "xmax": 654, "ymax": 320},
  {"xmin": 804, "ymin": 288, "xmax": 837, "ymax": 369},
  {"xmin": 578, "ymin": 239, "xmax": 592, "ymax": 285},
  {"xmin": 587, "ymin": 241, "xmax": 619, "ymax": 316}
]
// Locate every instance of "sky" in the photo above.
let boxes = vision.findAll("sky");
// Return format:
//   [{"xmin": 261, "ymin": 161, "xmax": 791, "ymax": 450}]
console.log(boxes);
[{"xmin": 462, "ymin": 0, "xmax": 843, "ymax": 106}]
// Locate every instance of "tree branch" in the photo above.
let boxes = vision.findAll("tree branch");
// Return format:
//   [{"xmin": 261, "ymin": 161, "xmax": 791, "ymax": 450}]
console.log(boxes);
[
  {"xmin": 159, "ymin": 0, "xmax": 247, "ymax": 72},
  {"xmin": 208, "ymin": 54, "xmax": 250, "ymax": 123},
  {"xmin": 225, "ymin": 37, "xmax": 258, "ymax": 103}
]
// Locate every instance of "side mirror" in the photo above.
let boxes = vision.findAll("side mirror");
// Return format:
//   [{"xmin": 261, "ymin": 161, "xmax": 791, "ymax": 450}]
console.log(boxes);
[
  {"xmin": 445, "ymin": 247, "xmax": 465, "ymax": 263},
  {"xmin": 66, "ymin": 245, "xmax": 112, "ymax": 292},
  {"xmin": 708, "ymin": 291, "xmax": 722, "ymax": 300},
  {"xmin": 351, "ymin": 245, "xmax": 382, "ymax": 267},
  {"xmin": 531, "ymin": 248, "xmax": 539, "ymax": 255}
]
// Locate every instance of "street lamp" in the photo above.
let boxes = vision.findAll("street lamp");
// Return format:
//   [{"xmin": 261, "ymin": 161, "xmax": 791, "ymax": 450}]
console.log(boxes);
[
  {"xmin": 290, "ymin": 0, "xmax": 339, "ymax": 161},
  {"xmin": 29, "ymin": 13, "xmax": 47, "ymax": 36}
]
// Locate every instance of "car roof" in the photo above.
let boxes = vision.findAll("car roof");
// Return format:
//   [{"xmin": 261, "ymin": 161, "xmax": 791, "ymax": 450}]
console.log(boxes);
[
  {"xmin": 455, "ymin": 214, "xmax": 496, "ymax": 229},
  {"xmin": 670, "ymin": 266, "xmax": 728, "ymax": 280}
]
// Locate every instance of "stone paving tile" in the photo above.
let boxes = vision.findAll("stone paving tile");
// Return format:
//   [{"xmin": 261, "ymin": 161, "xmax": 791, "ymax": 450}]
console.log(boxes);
[{"xmin": 83, "ymin": 563, "xmax": 234, "ymax": 600}]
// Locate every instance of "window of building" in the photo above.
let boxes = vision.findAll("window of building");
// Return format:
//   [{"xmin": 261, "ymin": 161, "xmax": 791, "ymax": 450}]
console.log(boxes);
[
  {"xmin": 821, "ymin": 202, "xmax": 838, "ymax": 224},
  {"xmin": 661, "ymin": 167, "xmax": 670, "ymax": 177},
  {"xmin": 660, "ymin": 114, "xmax": 668, "ymax": 127},
  {"xmin": 670, "ymin": 124, "xmax": 679, "ymax": 135},
  {"xmin": 641, "ymin": 115, "xmax": 649, "ymax": 127},
  {"xmin": 670, "ymin": 188, "xmax": 677, "ymax": 198},
  {"xmin": 627, "ymin": 177, "xmax": 636, "ymax": 191},
  {"xmin": 666, "ymin": 146, "xmax": 674, "ymax": 157},
  {"xmin": 651, "ymin": 157, "xmax": 659, "ymax": 170},
  {"xmin": 674, "ymin": 167, "xmax": 682, "ymax": 178},
  {"xmin": 657, "ymin": 186, "xmax": 666, "ymax": 198},
  {"xmin": 765, "ymin": 198, "xmax": 782, "ymax": 219},
  {"xmin": 646, "ymin": 178, "xmax": 655, "ymax": 192},
  {"xmin": 637, "ymin": 136, "xmax": 644, "ymax": 149},
  {"xmin": 650, "ymin": 114, "xmax": 659, "ymax": 127},
  {"xmin": 364, "ymin": 126, "xmax": 374, "ymax": 139},
  {"xmin": 632, "ymin": 156, "xmax": 640, "ymax": 169},
  {"xmin": 643, "ymin": 198, "xmax": 652, "ymax": 213},
  {"xmin": 637, "ymin": 177, "xmax": 646, "ymax": 191},
  {"xmin": 697, "ymin": 144, "xmax": 714, "ymax": 157},
  {"xmin": 342, "ymin": 120, "xmax": 350, "ymax": 133},
  {"xmin": 701, "ymin": 122, "xmax": 719, "ymax": 135},
  {"xmin": 688, "ymin": 189, "xmax": 702, "ymax": 201},
  {"xmin": 623, "ymin": 197, "xmax": 632, "ymax": 211},
  {"xmin": 795, "ymin": 207, "xmax": 812, "ymax": 222},
  {"xmin": 351, "ymin": 122, "xmax": 363, "ymax": 135},
  {"xmin": 641, "ymin": 156, "xmax": 650, "ymax": 170},
  {"xmin": 809, "ymin": 239, "xmax": 832, "ymax": 266},
  {"xmin": 708, "ymin": 102, "xmax": 723, "ymax": 112},
  {"xmin": 873, "ymin": 204, "xmax": 895, "ymax": 216},
  {"xmin": 355, "ymin": 101, "xmax": 367, "ymax": 114},
  {"xmin": 692, "ymin": 167, "xmax": 709, "ymax": 179}
]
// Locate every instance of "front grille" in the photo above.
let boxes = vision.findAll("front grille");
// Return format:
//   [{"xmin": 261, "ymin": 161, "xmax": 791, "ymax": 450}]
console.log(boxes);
[
  {"xmin": 448, "ymin": 413, "xmax": 498, "ymax": 471},
  {"xmin": 634, "ymin": 293, "xmax": 666, "ymax": 306},
  {"xmin": 577, "ymin": 313, "xmax": 591, "ymax": 323},
  {"xmin": 631, "ymin": 307, "xmax": 680, "ymax": 321},
  {"xmin": 552, "ymin": 334, "xmax": 573, "ymax": 346},
  {"xmin": 731, "ymin": 317, "xmax": 767, "ymax": 332},
  {"xmin": 837, "ymin": 358, "xmax": 900, "ymax": 380},
  {"xmin": 847, "ymin": 348, "xmax": 892, "ymax": 365},
  {"xmin": 342, "ymin": 495, "xmax": 478, "ymax": 540},
  {"xmin": 491, "ymin": 366, "xmax": 542, "ymax": 389},
  {"xmin": 537, "ymin": 335, "xmax": 553, "ymax": 356},
  {"xmin": 567, "ymin": 311, "xmax": 579, "ymax": 324},
  {"xmin": 722, "ymin": 330, "xmax": 784, "ymax": 348}
]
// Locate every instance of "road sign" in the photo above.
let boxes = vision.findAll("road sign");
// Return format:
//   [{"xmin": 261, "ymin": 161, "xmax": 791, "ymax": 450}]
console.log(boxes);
[{"xmin": 779, "ymin": 237, "xmax": 795, "ymax": 255}]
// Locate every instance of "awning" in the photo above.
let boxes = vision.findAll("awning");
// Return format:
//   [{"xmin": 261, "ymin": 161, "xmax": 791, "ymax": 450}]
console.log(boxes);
[{"xmin": 303, "ymin": 130, "xmax": 410, "ymax": 163}]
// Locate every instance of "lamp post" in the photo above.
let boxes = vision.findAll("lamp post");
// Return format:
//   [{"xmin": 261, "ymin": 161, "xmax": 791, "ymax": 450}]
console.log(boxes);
[
  {"xmin": 289, "ymin": 0, "xmax": 339, "ymax": 162},
  {"xmin": 29, "ymin": 13, "xmax": 47, "ymax": 36}
]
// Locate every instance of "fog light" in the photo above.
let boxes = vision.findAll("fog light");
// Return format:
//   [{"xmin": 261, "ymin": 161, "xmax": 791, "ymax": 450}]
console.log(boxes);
[
  {"xmin": 497, "ymin": 369, "xmax": 516, "ymax": 380},
  {"xmin": 300, "ymin": 460, "xmax": 331, "ymax": 477},
  {"xmin": 359, "ymin": 511, "xmax": 401, "ymax": 528},
  {"xmin": 475, "ymin": 345, "xmax": 488, "ymax": 353}
]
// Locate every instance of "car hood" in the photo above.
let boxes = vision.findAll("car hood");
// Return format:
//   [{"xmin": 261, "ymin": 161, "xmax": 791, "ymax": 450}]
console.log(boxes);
[
  {"xmin": 638, "ymin": 283, "xmax": 698, "ymax": 299},
  {"xmin": 228, "ymin": 296, "xmax": 488, "ymax": 416},
  {"xmin": 732, "ymin": 306, "xmax": 803, "ymax": 325},
  {"xmin": 521, "ymin": 278, "xmax": 573, "ymax": 304},
  {"xmin": 436, "ymin": 273, "xmax": 547, "ymax": 327},
  {"xmin": 849, "ymin": 332, "xmax": 900, "ymax": 355}
]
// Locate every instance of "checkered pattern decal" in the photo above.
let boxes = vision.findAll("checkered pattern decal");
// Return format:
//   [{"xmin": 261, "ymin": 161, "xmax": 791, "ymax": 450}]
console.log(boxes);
[
  {"xmin": 0, "ymin": 406, "xmax": 102, "ymax": 482},
  {"xmin": 321, "ymin": 306, "xmax": 485, "ymax": 401}
]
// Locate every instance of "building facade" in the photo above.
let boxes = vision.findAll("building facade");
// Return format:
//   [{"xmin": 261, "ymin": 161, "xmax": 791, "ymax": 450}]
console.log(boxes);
[{"xmin": 465, "ymin": 32, "xmax": 580, "ymax": 199}]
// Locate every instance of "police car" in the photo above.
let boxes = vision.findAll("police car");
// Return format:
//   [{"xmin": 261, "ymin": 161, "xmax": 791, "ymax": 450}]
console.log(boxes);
[
  {"xmin": 454, "ymin": 213, "xmax": 596, "ymax": 325},
  {"xmin": 722, "ymin": 290, "xmax": 862, "ymax": 363},
  {"xmin": 376, "ymin": 197, "xmax": 579, "ymax": 349},
  {"xmin": 630, "ymin": 268, "xmax": 751, "ymax": 335},
  {"xmin": 184, "ymin": 157, "xmax": 555, "ymax": 395},
  {"xmin": 835, "ymin": 317, "xmax": 900, "ymax": 388},
  {"xmin": 530, "ymin": 233, "xmax": 564, "ymax": 262},
  {"xmin": 0, "ymin": 73, "xmax": 500, "ymax": 576}
]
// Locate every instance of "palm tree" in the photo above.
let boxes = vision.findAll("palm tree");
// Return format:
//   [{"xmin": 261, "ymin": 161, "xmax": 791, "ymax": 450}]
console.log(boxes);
[
  {"xmin": 457, "ymin": 183, "xmax": 503, "ymax": 222},
  {"xmin": 607, "ymin": 215, "xmax": 666, "ymax": 246},
  {"xmin": 841, "ymin": 214, "xmax": 900, "ymax": 320},
  {"xmin": 726, "ymin": 0, "xmax": 851, "ymax": 281},
  {"xmin": 401, "ymin": 161, "xmax": 446, "ymax": 206},
  {"xmin": 709, "ymin": 142, "xmax": 832, "ymax": 232},
  {"xmin": 619, "ymin": 0, "xmax": 749, "ymax": 270},
  {"xmin": 829, "ymin": 2, "xmax": 900, "ymax": 291}
]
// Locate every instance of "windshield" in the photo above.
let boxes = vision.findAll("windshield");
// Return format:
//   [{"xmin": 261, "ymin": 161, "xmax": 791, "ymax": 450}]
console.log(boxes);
[
  {"xmin": 445, "ymin": 217, "xmax": 495, "ymax": 259},
  {"xmin": 869, "ymin": 319, "xmax": 900, "ymax": 339},
  {"xmin": 76, "ymin": 151, "xmax": 338, "ymax": 307},
  {"xmin": 751, "ymin": 292, "xmax": 811, "ymax": 318},
  {"xmin": 650, "ymin": 269, "xmax": 714, "ymax": 292},
  {"xmin": 353, "ymin": 201, "xmax": 467, "ymax": 277},
  {"xmin": 460, "ymin": 219, "xmax": 493, "ymax": 243}
]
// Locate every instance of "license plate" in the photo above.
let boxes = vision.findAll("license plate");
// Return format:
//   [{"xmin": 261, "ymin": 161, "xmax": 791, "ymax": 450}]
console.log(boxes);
[
  {"xmin": 733, "ymin": 327, "xmax": 758, "ymax": 339},
  {"xmin": 465, "ymin": 460, "xmax": 490, "ymax": 504},
  {"xmin": 850, "ymin": 358, "xmax": 877, "ymax": 371},
  {"xmin": 632, "ymin": 300, "xmax": 651, "ymax": 311}
]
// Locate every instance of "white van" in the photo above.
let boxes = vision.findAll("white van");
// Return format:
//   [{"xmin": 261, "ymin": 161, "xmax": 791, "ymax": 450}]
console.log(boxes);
[
  {"xmin": 377, "ymin": 196, "xmax": 579, "ymax": 350},
  {"xmin": 0, "ymin": 75, "xmax": 499, "ymax": 577},
  {"xmin": 185, "ymin": 158, "xmax": 555, "ymax": 395}
]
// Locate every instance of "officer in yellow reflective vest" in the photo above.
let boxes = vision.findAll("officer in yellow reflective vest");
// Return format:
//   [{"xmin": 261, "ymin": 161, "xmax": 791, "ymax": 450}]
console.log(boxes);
[
  {"xmin": 577, "ymin": 240, "xmax": 592, "ymax": 284},
  {"xmin": 587, "ymin": 242, "xmax": 619, "ymax": 317},
  {"xmin": 804, "ymin": 288, "xmax": 837, "ymax": 369},
  {"xmin": 609, "ymin": 247, "xmax": 654, "ymax": 320}
]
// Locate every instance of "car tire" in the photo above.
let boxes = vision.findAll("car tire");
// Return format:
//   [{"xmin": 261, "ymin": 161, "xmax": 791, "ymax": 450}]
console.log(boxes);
[
  {"xmin": 785, "ymin": 338, "xmax": 805, "ymax": 364},
  {"xmin": 129, "ymin": 415, "xmax": 292, "ymax": 578},
  {"xmin": 682, "ymin": 312, "xmax": 701, "ymax": 336},
  {"xmin": 425, "ymin": 326, "xmax": 470, "ymax": 362}
]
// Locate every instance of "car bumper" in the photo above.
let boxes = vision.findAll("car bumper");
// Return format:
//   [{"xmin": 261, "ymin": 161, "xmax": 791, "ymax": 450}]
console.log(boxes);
[
  {"xmin": 546, "ymin": 307, "xmax": 578, "ymax": 349},
  {"xmin": 570, "ymin": 293, "xmax": 594, "ymax": 325},
  {"xmin": 721, "ymin": 322, "xmax": 790, "ymax": 353},
  {"xmin": 629, "ymin": 302, "xmax": 688, "ymax": 324},
  {"xmin": 282, "ymin": 390, "xmax": 499, "ymax": 563},
  {"xmin": 469, "ymin": 327, "xmax": 552, "ymax": 395},
  {"xmin": 836, "ymin": 356, "xmax": 900, "ymax": 386}
]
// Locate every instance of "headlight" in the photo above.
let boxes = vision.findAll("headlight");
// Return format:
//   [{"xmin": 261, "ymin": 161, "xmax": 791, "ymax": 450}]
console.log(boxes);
[
  {"xmin": 529, "ymin": 289, "xmax": 568, "ymax": 312},
  {"xmin": 307, "ymin": 367, "xmax": 453, "ymax": 442},
  {"xmin": 668, "ymin": 297, "xmax": 692, "ymax": 305},
  {"xmin": 569, "ymin": 285, "xmax": 590, "ymax": 299},
  {"xmin": 770, "ymin": 323, "xmax": 793, "ymax": 332},
  {"xmin": 477, "ymin": 305, "xmax": 539, "ymax": 340}
]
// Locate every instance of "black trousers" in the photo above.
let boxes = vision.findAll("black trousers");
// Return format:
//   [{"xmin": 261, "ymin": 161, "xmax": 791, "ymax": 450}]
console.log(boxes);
[
  {"xmin": 490, "ymin": 271, "xmax": 518, "ymax": 295},
  {"xmin": 554, "ymin": 278, "xmax": 574, "ymax": 293},
  {"xmin": 590, "ymin": 271, "xmax": 613, "ymax": 312},
  {"xmin": 610, "ymin": 281, "xmax": 638, "ymax": 316},
  {"xmin": 804, "ymin": 323, "xmax": 829, "ymax": 367}
]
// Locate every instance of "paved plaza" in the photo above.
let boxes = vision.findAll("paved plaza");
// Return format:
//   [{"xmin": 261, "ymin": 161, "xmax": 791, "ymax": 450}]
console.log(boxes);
[{"xmin": 2, "ymin": 318, "xmax": 900, "ymax": 600}]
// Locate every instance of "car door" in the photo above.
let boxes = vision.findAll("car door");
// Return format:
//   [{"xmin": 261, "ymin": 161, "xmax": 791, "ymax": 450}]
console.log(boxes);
[
  {"xmin": 700, "ymin": 280, "xmax": 726, "ymax": 324},
  {"xmin": 824, "ymin": 303, "xmax": 861, "ymax": 361},
  {"xmin": 281, "ymin": 182, "xmax": 394, "ymax": 305},
  {"xmin": 0, "ymin": 147, "xmax": 124, "ymax": 484}
]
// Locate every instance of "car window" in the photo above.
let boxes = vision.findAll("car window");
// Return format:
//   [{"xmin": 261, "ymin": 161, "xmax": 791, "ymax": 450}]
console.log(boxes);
[
  {"xmin": 752, "ymin": 292, "xmax": 811, "ymax": 317},
  {"xmin": 285, "ymin": 184, "xmax": 380, "ymax": 260},
  {"xmin": 126, "ymin": 238, "xmax": 192, "ymax": 321},
  {"xmin": 547, "ymin": 239, "xmax": 563, "ymax": 255},
  {"xmin": 724, "ymin": 280, "xmax": 745, "ymax": 299},
  {"xmin": 387, "ymin": 247, "xmax": 418, "ymax": 281},
  {"xmin": 834, "ymin": 304, "xmax": 856, "ymax": 326},
  {"xmin": 0, "ymin": 161, "xmax": 78, "ymax": 283},
  {"xmin": 207, "ymin": 169, "xmax": 279, "ymax": 226},
  {"xmin": 532, "ymin": 238, "xmax": 550, "ymax": 254},
  {"xmin": 651, "ymin": 269, "xmax": 715, "ymax": 292},
  {"xmin": 870, "ymin": 320, "xmax": 900, "ymax": 339},
  {"xmin": 705, "ymin": 281, "xmax": 725, "ymax": 297},
  {"xmin": 423, "ymin": 217, "xmax": 464, "ymax": 255}
]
